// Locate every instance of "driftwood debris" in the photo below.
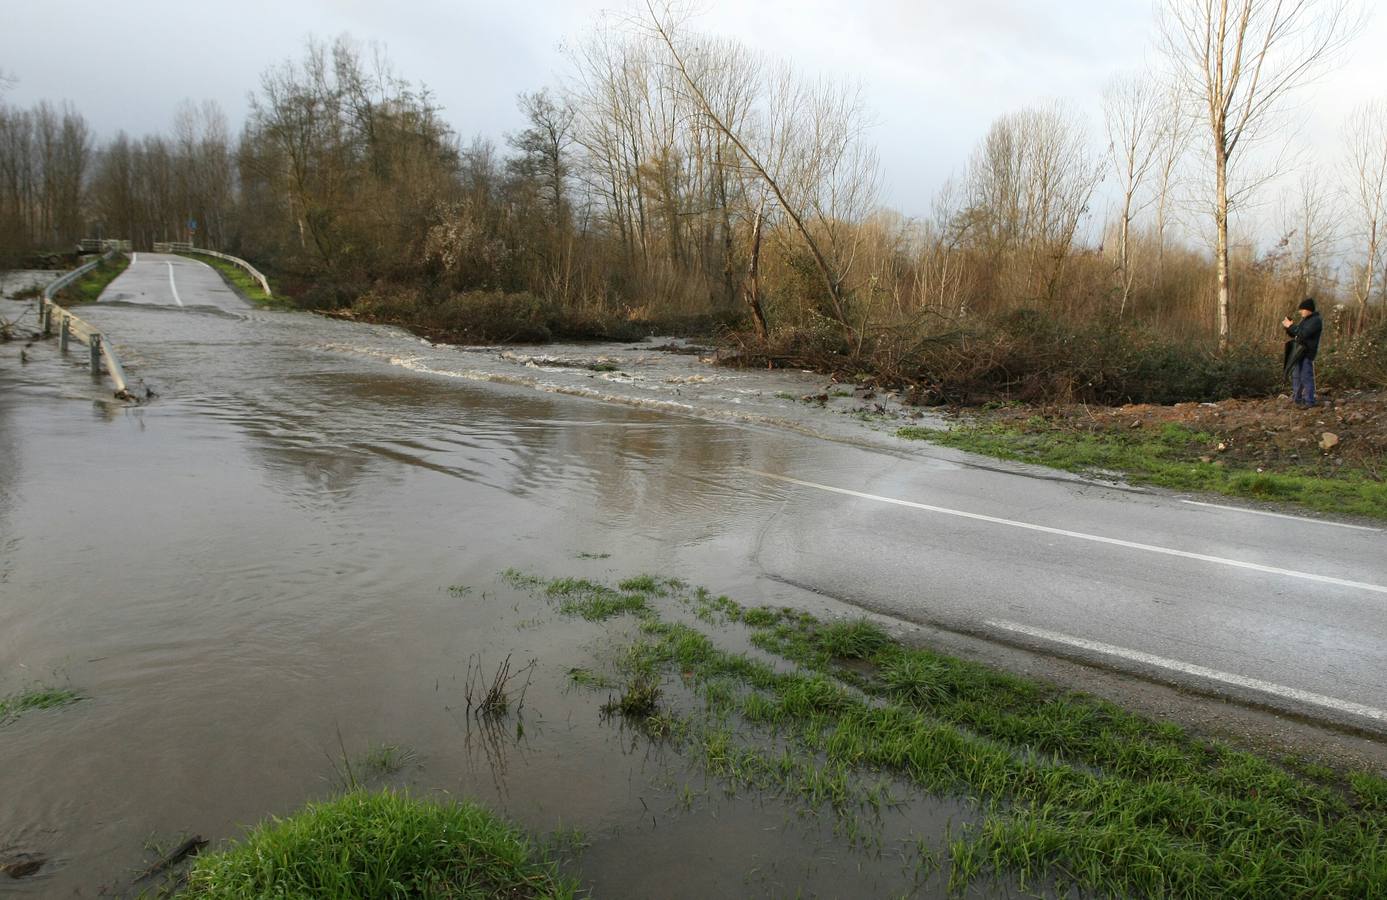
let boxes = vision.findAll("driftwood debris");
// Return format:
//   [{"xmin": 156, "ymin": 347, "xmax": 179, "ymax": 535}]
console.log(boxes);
[
  {"xmin": 1, "ymin": 854, "xmax": 46, "ymax": 878},
  {"xmin": 136, "ymin": 835, "xmax": 207, "ymax": 880}
]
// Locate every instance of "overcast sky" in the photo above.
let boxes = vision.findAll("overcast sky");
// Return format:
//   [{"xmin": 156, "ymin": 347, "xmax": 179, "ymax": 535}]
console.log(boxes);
[{"xmin": 2, "ymin": 0, "xmax": 1383, "ymax": 230}]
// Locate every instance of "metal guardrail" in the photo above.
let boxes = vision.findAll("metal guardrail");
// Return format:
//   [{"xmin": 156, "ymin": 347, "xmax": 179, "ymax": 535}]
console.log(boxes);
[
  {"xmin": 79, "ymin": 238, "xmax": 132, "ymax": 253},
  {"xmin": 38, "ymin": 251, "xmax": 132, "ymax": 397},
  {"xmin": 166, "ymin": 245, "xmax": 273, "ymax": 298}
]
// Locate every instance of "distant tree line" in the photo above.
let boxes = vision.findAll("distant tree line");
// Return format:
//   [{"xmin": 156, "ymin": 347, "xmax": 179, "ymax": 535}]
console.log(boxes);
[{"xmin": 1, "ymin": 2, "xmax": 1383, "ymax": 399}]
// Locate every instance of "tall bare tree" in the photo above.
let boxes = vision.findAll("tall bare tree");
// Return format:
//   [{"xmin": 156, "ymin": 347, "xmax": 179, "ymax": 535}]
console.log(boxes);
[
  {"xmin": 1343, "ymin": 99, "xmax": 1387, "ymax": 329},
  {"xmin": 964, "ymin": 103, "xmax": 1103, "ymax": 308},
  {"xmin": 1151, "ymin": 82, "xmax": 1193, "ymax": 283},
  {"xmin": 1103, "ymin": 74, "xmax": 1163, "ymax": 314},
  {"xmin": 642, "ymin": 1, "xmax": 878, "ymax": 341},
  {"xmin": 1277, "ymin": 168, "xmax": 1338, "ymax": 300},
  {"xmin": 1161, "ymin": 0, "xmax": 1358, "ymax": 349}
]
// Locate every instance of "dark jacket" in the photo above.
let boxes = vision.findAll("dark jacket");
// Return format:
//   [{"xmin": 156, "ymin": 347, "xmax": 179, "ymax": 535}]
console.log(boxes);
[{"xmin": 1286, "ymin": 312, "xmax": 1322, "ymax": 361}]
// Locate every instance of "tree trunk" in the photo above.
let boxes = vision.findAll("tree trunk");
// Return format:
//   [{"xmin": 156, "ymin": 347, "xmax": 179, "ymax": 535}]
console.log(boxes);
[
  {"xmin": 1118, "ymin": 205, "xmax": 1132, "ymax": 316},
  {"xmin": 1361, "ymin": 252, "xmax": 1375, "ymax": 333},
  {"xmin": 743, "ymin": 201, "xmax": 769, "ymax": 342},
  {"xmin": 1214, "ymin": 142, "xmax": 1231, "ymax": 351}
]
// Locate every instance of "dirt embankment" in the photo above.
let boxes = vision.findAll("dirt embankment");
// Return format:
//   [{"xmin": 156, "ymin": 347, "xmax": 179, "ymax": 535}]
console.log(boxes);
[{"xmin": 1026, "ymin": 390, "xmax": 1386, "ymax": 477}]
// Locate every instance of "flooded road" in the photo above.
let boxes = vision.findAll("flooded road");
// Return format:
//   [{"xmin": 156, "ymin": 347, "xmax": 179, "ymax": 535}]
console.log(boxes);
[
  {"xmin": 3, "ymin": 257, "xmax": 1387, "ymax": 892},
  {"xmin": 2, "ymin": 269, "xmax": 985, "ymax": 895}
]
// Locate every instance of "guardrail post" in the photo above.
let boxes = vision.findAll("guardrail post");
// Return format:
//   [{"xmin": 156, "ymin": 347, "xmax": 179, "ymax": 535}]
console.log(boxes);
[
  {"xmin": 89, "ymin": 334, "xmax": 102, "ymax": 374},
  {"xmin": 40, "ymin": 298, "xmax": 51, "ymax": 336},
  {"xmin": 59, "ymin": 314, "xmax": 70, "ymax": 352}
]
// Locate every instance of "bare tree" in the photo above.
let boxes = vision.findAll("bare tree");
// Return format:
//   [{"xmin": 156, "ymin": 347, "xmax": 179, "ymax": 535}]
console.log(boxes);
[
  {"xmin": 642, "ymin": 1, "xmax": 878, "ymax": 341},
  {"xmin": 1277, "ymin": 168, "xmax": 1338, "ymax": 300},
  {"xmin": 1103, "ymin": 74, "xmax": 1163, "ymax": 314},
  {"xmin": 1343, "ymin": 99, "xmax": 1386, "ymax": 329},
  {"xmin": 1151, "ymin": 82, "xmax": 1193, "ymax": 281},
  {"xmin": 1161, "ymin": 0, "xmax": 1359, "ymax": 349},
  {"xmin": 964, "ymin": 103, "xmax": 1103, "ymax": 308}
]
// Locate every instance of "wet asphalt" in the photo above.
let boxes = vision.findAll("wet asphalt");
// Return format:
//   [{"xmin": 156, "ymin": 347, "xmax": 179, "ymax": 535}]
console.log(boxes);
[{"xmin": 100, "ymin": 251, "xmax": 247, "ymax": 311}]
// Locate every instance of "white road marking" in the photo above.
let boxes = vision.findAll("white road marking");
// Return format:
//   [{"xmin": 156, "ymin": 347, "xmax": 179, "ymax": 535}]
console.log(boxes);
[
  {"xmin": 743, "ymin": 469, "xmax": 1387, "ymax": 595},
  {"xmin": 166, "ymin": 261, "xmax": 183, "ymax": 307},
  {"xmin": 986, "ymin": 619, "xmax": 1387, "ymax": 724},
  {"xmin": 1181, "ymin": 499, "xmax": 1380, "ymax": 532}
]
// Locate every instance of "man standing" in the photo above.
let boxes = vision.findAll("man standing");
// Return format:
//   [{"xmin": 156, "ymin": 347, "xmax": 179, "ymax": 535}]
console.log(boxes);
[{"xmin": 1282, "ymin": 298, "xmax": 1323, "ymax": 408}]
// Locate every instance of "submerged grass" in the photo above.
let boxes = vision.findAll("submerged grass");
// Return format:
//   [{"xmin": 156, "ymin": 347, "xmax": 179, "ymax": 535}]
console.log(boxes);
[
  {"xmin": 515, "ymin": 571, "xmax": 1387, "ymax": 898},
  {"xmin": 0, "ymin": 686, "xmax": 81, "ymax": 722},
  {"xmin": 361, "ymin": 743, "xmax": 417, "ymax": 777},
  {"xmin": 898, "ymin": 421, "xmax": 1387, "ymax": 520},
  {"xmin": 537, "ymin": 574, "xmax": 680, "ymax": 621},
  {"xmin": 183, "ymin": 789, "xmax": 576, "ymax": 898}
]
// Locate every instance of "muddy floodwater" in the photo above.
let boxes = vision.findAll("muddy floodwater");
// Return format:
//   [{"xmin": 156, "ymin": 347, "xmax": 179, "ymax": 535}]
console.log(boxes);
[{"xmin": 0, "ymin": 296, "xmax": 1022, "ymax": 896}]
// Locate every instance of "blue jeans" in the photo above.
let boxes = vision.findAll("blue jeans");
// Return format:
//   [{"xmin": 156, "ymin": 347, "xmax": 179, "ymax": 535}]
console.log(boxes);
[{"xmin": 1291, "ymin": 357, "xmax": 1315, "ymax": 406}]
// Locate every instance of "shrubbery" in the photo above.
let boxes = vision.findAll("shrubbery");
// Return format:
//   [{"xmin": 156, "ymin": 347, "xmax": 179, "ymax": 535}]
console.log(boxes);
[
  {"xmin": 1319, "ymin": 318, "xmax": 1387, "ymax": 392},
  {"xmin": 354, "ymin": 286, "xmax": 744, "ymax": 344},
  {"xmin": 743, "ymin": 309, "xmax": 1303, "ymax": 405}
]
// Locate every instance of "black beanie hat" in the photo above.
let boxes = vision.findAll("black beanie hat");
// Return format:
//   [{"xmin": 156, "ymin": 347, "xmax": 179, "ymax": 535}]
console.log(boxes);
[{"xmin": 1298, "ymin": 298, "xmax": 1316, "ymax": 312}]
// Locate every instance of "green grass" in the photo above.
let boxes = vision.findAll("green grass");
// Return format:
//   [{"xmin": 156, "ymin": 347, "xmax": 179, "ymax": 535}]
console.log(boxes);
[
  {"xmin": 601, "ymin": 675, "xmax": 662, "ymax": 720},
  {"xmin": 566, "ymin": 667, "xmax": 617, "ymax": 690},
  {"xmin": 514, "ymin": 572, "xmax": 1387, "ymax": 898},
  {"xmin": 361, "ymin": 743, "xmax": 416, "ymax": 777},
  {"xmin": 543, "ymin": 577, "xmax": 649, "ymax": 621},
  {"xmin": 899, "ymin": 421, "xmax": 1387, "ymax": 520},
  {"xmin": 56, "ymin": 254, "xmax": 129, "ymax": 304},
  {"xmin": 0, "ymin": 686, "xmax": 81, "ymax": 722},
  {"xmin": 183, "ymin": 789, "xmax": 576, "ymax": 898},
  {"xmin": 179, "ymin": 251, "xmax": 290, "ymax": 309}
]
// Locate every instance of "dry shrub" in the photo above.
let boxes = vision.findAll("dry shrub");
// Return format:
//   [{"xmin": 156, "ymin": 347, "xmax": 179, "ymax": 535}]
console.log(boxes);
[
  {"xmin": 730, "ymin": 309, "xmax": 1287, "ymax": 406},
  {"xmin": 1320, "ymin": 316, "xmax": 1387, "ymax": 391}
]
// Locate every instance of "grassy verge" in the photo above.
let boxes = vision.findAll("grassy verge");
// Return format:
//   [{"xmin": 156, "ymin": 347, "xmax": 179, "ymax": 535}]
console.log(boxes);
[
  {"xmin": 898, "ymin": 420, "xmax": 1387, "ymax": 520},
  {"xmin": 521, "ymin": 572, "xmax": 1387, "ymax": 898},
  {"xmin": 56, "ymin": 254, "xmax": 129, "ymax": 304},
  {"xmin": 0, "ymin": 686, "xmax": 81, "ymax": 723},
  {"xmin": 179, "ymin": 251, "xmax": 290, "ymax": 309},
  {"xmin": 183, "ymin": 790, "xmax": 577, "ymax": 898}
]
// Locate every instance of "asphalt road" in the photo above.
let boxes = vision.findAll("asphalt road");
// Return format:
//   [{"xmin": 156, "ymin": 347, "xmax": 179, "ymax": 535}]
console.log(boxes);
[
  {"xmin": 741, "ymin": 449, "xmax": 1386, "ymax": 732},
  {"xmin": 39, "ymin": 254, "xmax": 1387, "ymax": 736},
  {"xmin": 98, "ymin": 251, "xmax": 247, "ymax": 310}
]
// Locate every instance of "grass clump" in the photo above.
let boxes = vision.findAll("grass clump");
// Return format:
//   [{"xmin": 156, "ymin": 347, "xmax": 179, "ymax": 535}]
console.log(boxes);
[
  {"xmin": 550, "ymin": 580, "xmax": 648, "ymax": 622},
  {"xmin": 183, "ymin": 789, "xmax": 576, "ymax": 898},
  {"xmin": 816, "ymin": 619, "xmax": 891, "ymax": 660},
  {"xmin": 900, "ymin": 420, "xmax": 1387, "ymax": 520},
  {"xmin": 510, "ymin": 570, "xmax": 683, "ymax": 621},
  {"xmin": 361, "ymin": 743, "xmax": 417, "ymax": 777},
  {"xmin": 56, "ymin": 253, "xmax": 129, "ymax": 304},
  {"xmin": 566, "ymin": 667, "xmax": 616, "ymax": 690},
  {"xmin": 0, "ymin": 686, "xmax": 81, "ymax": 722},
  {"xmin": 602, "ymin": 676, "xmax": 662, "ymax": 720}
]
